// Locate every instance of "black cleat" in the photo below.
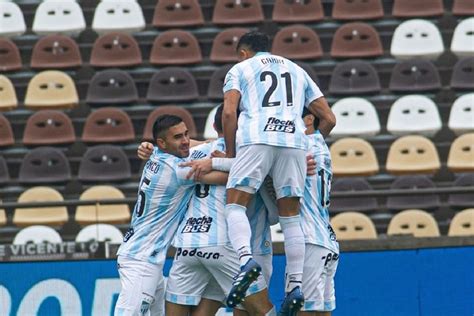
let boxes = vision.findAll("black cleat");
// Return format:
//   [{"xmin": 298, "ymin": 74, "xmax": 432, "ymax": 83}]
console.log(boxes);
[{"xmin": 226, "ymin": 259, "xmax": 262, "ymax": 307}]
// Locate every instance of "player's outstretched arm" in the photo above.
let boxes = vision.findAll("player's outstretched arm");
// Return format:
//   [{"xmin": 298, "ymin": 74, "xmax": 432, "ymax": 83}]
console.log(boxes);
[
  {"xmin": 199, "ymin": 171, "xmax": 228, "ymax": 186},
  {"xmin": 308, "ymin": 96, "xmax": 336, "ymax": 138},
  {"xmin": 137, "ymin": 142, "xmax": 154, "ymax": 160},
  {"xmin": 223, "ymin": 89, "xmax": 241, "ymax": 158}
]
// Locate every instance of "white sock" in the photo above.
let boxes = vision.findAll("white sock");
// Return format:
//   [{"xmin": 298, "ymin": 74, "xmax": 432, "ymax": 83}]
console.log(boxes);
[
  {"xmin": 226, "ymin": 203, "xmax": 253, "ymax": 266},
  {"xmin": 265, "ymin": 306, "xmax": 276, "ymax": 316},
  {"xmin": 280, "ymin": 215, "xmax": 305, "ymax": 292}
]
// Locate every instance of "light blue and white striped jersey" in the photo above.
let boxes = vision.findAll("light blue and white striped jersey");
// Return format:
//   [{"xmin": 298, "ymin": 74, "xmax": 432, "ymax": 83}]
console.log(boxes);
[
  {"xmin": 301, "ymin": 131, "xmax": 339, "ymax": 254},
  {"xmin": 117, "ymin": 148, "xmax": 195, "ymax": 265},
  {"xmin": 223, "ymin": 52, "xmax": 323, "ymax": 150}
]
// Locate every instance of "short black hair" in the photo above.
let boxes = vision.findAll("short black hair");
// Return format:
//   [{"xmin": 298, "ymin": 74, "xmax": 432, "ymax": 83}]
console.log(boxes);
[
  {"xmin": 236, "ymin": 31, "xmax": 270, "ymax": 53},
  {"xmin": 214, "ymin": 104, "xmax": 224, "ymax": 133},
  {"xmin": 152, "ymin": 114, "xmax": 183, "ymax": 140},
  {"xmin": 302, "ymin": 108, "xmax": 320, "ymax": 130}
]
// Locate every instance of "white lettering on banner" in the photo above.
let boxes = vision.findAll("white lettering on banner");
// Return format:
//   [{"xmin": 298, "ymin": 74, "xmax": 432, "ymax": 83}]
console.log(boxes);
[
  {"xmin": 91, "ymin": 279, "xmax": 121, "ymax": 316},
  {"xmin": 17, "ymin": 279, "xmax": 82, "ymax": 315},
  {"xmin": 0, "ymin": 286, "xmax": 12, "ymax": 316}
]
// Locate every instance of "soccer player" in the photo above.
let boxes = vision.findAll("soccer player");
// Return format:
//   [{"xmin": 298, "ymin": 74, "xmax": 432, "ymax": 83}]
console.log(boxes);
[
  {"xmin": 114, "ymin": 115, "xmax": 227, "ymax": 316},
  {"xmin": 221, "ymin": 30, "xmax": 336, "ymax": 312}
]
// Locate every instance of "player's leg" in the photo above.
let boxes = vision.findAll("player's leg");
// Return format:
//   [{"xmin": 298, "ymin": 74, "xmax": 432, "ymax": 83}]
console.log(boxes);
[{"xmin": 193, "ymin": 277, "xmax": 225, "ymax": 316}]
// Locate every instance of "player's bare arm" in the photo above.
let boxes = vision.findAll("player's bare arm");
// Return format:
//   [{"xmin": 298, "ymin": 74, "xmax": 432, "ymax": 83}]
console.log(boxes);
[
  {"xmin": 137, "ymin": 140, "xmax": 204, "ymax": 160},
  {"xmin": 223, "ymin": 89, "xmax": 241, "ymax": 158},
  {"xmin": 308, "ymin": 96, "xmax": 336, "ymax": 138}
]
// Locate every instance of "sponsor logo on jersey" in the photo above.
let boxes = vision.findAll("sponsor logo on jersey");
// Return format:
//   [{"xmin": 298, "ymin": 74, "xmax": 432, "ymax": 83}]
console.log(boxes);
[
  {"xmin": 181, "ymin": 216, "xmax": 213, "ymax": 233},
  {"xmin": 321, "ymin": 252, "xmax": 339, "ymax": 267},
  {"xmin": 175, "ymin": 248, "xmax": 222, "ymax": 260},
  {"xmin": 264, "ymin": 117, "xmax": 296, "ymax": 133},
  {"xmin": 123, "ymin": 227, "xmax": 134, "ymax": 242}
]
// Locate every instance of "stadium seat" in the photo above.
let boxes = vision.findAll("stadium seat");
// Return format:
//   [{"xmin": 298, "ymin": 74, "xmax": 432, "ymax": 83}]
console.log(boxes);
[
  {"xmin": 92, "ymin": 1, "xmax": 145, "ymax": 34},
  {"xmin": 392, "ymin": 0, "xmax": 443, "ymax": 17},
  {"xmin": 152, "ymin": 0, "xmax": 204, "ymax": 28},
  {"xmin": 150, "ymin": 30, "xmax": 202, "ymax": 65},
  {"xmin": 451, "ymin": 18, "xmax": 474, "ymax": 57},
  {"xmin": 388, "ymin": 209, "xmax": 440, "ymax": 237},
  {"xmin": 146, "ymin": 67, "xmax": 199, "ymax": 102},
  {"xmin": 332, "ymin": 0, "xmax": 383, "ymax": 20},
  {"xmin": 387, "ymin": 95, "xmax": 442, "ymax": 137},
  {"xmin": 82, "ymin": 107, "xmax": 135, "ymax": 143},
  {"xmin": 329, "ymin": 60, "xmax": 381, "ymax": 95},
  {"xmin": 90, "ymin": 33, "xmax": 142, "ymax": 68},
  {"xmin": 330, "ymin": 22, "xmax": 383, "ymax": 58},
  {"xmin": 390, "ymin": 19, "xmax": 444, "ymax": 60},
  {"xmin": 297, "ymin": 62, "xmax": 319, "ymax": 84},
  {"xmin": 387, "ymin": 175, "xmax": 440, "ymax": 211},
  {"xmin": 0, "ymin": 114, "xmax": 14, "ymax": 147},
  {"xmin": 13, "ymin": 187, "xmax": 68, "ymax": 227},
  {"xmin": 448, "ymin": 94, "xmax": 474, "ymax": 135},
  {"xmin": 0, "ymin": 38, "xmax": 21, "ymax": 72},
  {"xmin": 386, "ymin": 135, "xmax": 440, "ymax": 175},
  {"xmin": 448, "ymin": 209, "xmax": 474, "ymax": 236},
  {"xmin": 0, "ymin": 157, "xmax": 10, "ymax": 184},
  {"xmin": 31, "ymin": 35, "xmax": 82, "ymax": 69},
  {"xmin": 271, "ymin": 25, "xmax": 323, "ymax": 60},
  {"xmin": 76, "ymin": 224, "xmax": 124, "ymax": 243},
  {"xmin": 75, "ymin": 186, "xmax": 130, "ymax": 225},
  {"xmin": 0, "ymin": 207, "xmax": 5, "ymax": 226},
  {"xmin": 330, "ymin": 97, "xmax": 380, "ymax": 138},
  {"xmin": 270, "ymin": 223, "xmax": 284, "ymax": 242},
  {"xmin": 78, "ymin": 145, "xmax": 131, "ymax": 182},
  {"xmin": 24, "ymin": 71, "xmax": 78, "ymax": 110},
  {"xmin": 212, "ymin": 0, "xmax": 263, "ymax": 25},
  {"xmin": 0, "ymin": 1, "xmax": 26, "ymax": 37},
  {"xmin": 272, "ymin": 0, "xmax": 323, "ymax": 23},
  {"xmin": 210, "ymin": 28, "xmax": 249, "ymax": 63},
  {"xmin": 331, "ymin": 212, "xmax": 377, "ymax": 240},
  {"xmin": 389, "ymin": 59, "xmax": 441, "ymax": 92},
  {"xmin": 330, "ymin": 138, "xmax": 379, "ymax": 176},
  {"xmin": 330, "ymin": 178, "xmax": 378, "ymax": 213},
  {"xmin": 448, "ymin": 174, "xmax": 474, "ymax": 208},
  {"xmin": 143, "ymin": 106, "xmax": 197, "ymax": 141},
  {"xmin": 23, "ymin": 110, "xmax": 76, "ymax": 146},
  {"xmin": 33, "ymin": 0, "xmax": 86, "ymax": 35},
  {"xmin": 452, "ymin": 0, "xmax": 474, "ymax": 16},
  {"xmin": 86, "ymin": 69, "xmax": 138, "ymax": 105},
  {"xmin": 13, "ymin": 226, "xmax": 62, "ymax": 244},
  {"xmin": 19, "ymin": 147, "xmax": 71, "ymax": 184},
  {"xmin": 447, "ymin": 133, "xmax": 474, "ymax": 172},
  {"xmin": 0, "ymin": 75, "xmax": 18, "ymax": 111},
  {"xmin": 203, "ymin": 105, "xmax": 220, "ymax": 139},
  {"xmin": 451, "ymin": 57, "xmax": 474, "ymax": 90},
  {"xmin": 207, "ymin": 64, "xmax": 233, "ymax": 100}
]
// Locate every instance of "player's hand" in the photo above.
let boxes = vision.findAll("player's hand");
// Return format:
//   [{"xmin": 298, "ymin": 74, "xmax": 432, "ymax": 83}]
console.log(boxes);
[
  {"xmin": 210, "ymin": 150, "xmax": 226, "ymax": 158},
  {"xmin": 138, "ymin": 142, "xmax": 154, "ymax": 160},
  {"xmin": 180, "ymin": 159, "xmax": 213, "ymax": 180},
  {"xmin": 307, "ymin": 154, "xmax": 317, "ymax": 176}
]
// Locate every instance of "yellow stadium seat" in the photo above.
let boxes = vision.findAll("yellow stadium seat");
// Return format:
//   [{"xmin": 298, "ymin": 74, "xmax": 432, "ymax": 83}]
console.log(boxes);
[
  {"xmin": 388, "ymin": 209, "xmax": 440, "ymax": 237},
  {"xmin": 330, "ymin": 138, "xmax": 379, "ymax": 176},
  {"xmin": 331, "ymin": 212, "xmax": 377, "ymax": 240},
  {"xmin": 0, "ymin": 75, "xmax": 18, "ymax": 111},
  {"xmin": 447, "ymin": 133, "xmax": 474, "ymax": 172},
  {"xmin": 448, "ymin": 208, "xmax": 474, "ymax": 236},
  {"xmin": 0, "ymin": 204, "xmax": 6, "ymax": 226}
]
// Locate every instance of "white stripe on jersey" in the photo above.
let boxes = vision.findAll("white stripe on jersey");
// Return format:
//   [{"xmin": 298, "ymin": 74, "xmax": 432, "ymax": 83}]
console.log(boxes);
[
  {"xmin": 301, "ymin": 131, "xmax": 339, "ymax": 254},
  {"xmin": 223, "ymin": 52, "xmax": 323, "ymax": 150}
]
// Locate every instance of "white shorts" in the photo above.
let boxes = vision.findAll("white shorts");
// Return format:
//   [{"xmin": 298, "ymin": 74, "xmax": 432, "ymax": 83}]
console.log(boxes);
[
  {"xmin": 165, "ymin": 245, "xmax": 267, "ymax": 306},
  {"xmin": 115, "ymin": 255, "xmax": 165, "ymax": 316},
  {"xmin": 300, "ymin": 244, "xmax": 338, "ymax": 312},
  {"xmin": 227, "ymin": 144, "xmax": 307, "ymax": 199}
]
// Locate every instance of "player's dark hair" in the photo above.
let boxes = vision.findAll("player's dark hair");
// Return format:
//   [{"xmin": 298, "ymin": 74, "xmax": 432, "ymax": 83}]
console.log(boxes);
[
  {"xmin": 302, "ymin": 108, "xmax": 320, "ymax": 130},
  {"xmin": 236, "ymin": 31, "xmax": 270, "ymax": 53},
  {"xmin": 214, "ymin": 104, "xmax": 224, "ymax": 133},
  {"xmin": 152, "ymin": 115, "xmax": 183, "ymax": 140}
]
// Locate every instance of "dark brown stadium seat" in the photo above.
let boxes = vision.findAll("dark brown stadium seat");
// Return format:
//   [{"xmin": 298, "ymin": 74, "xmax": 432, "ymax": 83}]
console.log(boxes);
[
  {"xmin": 272, "ymin": 0, "xmax": 324, "ymax": 23},
  {"xmin": 86, "ymin": 69, "xmax": 138, "ymax": 105},
  {"xmin": 147, "ymin": 67, "xmax": 199, "ymax": 102},
  {"xmin": 210, "ymin": 28, "xmax": 249, "ymax": 63},
  {"xmin": 392, "ymin": 0, "xmax": 444, "ymax": 17},
  {"xmin": 389, "ymin": 59, "xmax": 441, "ymax": 92},
  {"xmin": 449, "ymin": 174, "xmax": 474, "ymax": 208},
  {"xmin": 82, "ymin": 107, "xmax": 135, "ymax": 143},
  {"xmin": 453, "ymin": 0, "xmax": 474, "ymax": 16},
  {"xmin": 451, "ymin": 57, "xmax": 474, "ymax": 90},
  {"xmin": 296, "ymin": 62, "xmax": 319, "ymax": 85},
  {"xmin": 331, "ymin": 178, "xmax": 378, "ymax": 213},
  {"xmin": 331, "ymin": 22, "xmax": 383, "ymax": 58},
  {"xmin": 23, "ymin": 110, "xmax": 75, "ymax": 145},
  {"xmin": 0, "ymin": 114, "xmax": 14, "ymax": 147},
  {"xmin": 143, "ymin": 106, "xmax": 197, "ymax": 141},
  {"xmin": 213, "ymin": 0, "xmax": 263, "ymax": 25},
  {"xmin": 271, "ymin": 25, "xmax": 323, "ymax": 60},
  {"xmin": 150, "ymin": 30, "xmax": 202, "ymax": 65},
  {"xmin": 78, "ymin": 145, "xmax": 131, "ymax": 182},
  {"xmin": 207, "ymin": 64, "xmax": 233, "ymax": 100},
  {"xmin": 153, "ymin": 0, "xmax": 204, "ymax": 28},
  {"xmin": 19, "ymin": 147, "xmax": 71, "ymax": 183},
  {"xmin": 90, "ymin": 33, "xmax": 142, "ymax": 68},
  {"xmin": 387, "ymin": 176, "xmax": 440, "ymax": 211},
  {"xmin": 329, "ymin": 60, "xmax": 381, "ymax": 95},
  {"xmin": 0, "ymin": 38, "xmax": 21, "ymax": 72},
  {"xmin": 0, "ymin": 156, "xmax": 10, "ymax": 184},
  {"xmin": 332, "ymin": 0, "xmax": 384, "ymax": 20},
  {"xmin": 31, "ymin": 35, "xmax": 82, "ymax": 69}
]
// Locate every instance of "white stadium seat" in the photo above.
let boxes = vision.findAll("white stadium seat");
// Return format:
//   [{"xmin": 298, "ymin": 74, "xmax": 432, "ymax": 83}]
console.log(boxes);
[
  {"xmin": 75, "ymin": 224, "xmax": 124, "ymax": 244},
  {"xmin": 448, "ymin": 93, "xmax": 474, "ymax": 136},
  {"xmin": 92, "ymin": 1, "xmax": 145, "ymax": 34},
  {"xmin": 203, "ymin": 105, "xmax": 219, "ymax": 139},
  {"xmin": 32, "ymin": 0, "xmax": 86, "ymax": 35},
  {"xmin": 330, "ymin": 97, "xmax": 381, "ymax": 138},
  {"xmin": 0, "ymin": 1, "xmax": 26, "ymax": 37},
  {"xmin": 13, "ymin": 225, "xmax": 63, "ymax": 245},
  {"xmin": 391, "ymin": 19, "xmax": 444, "ymax": 60},
  {"xmin": 387, "ymin": 95, "xmax": 442, "ymax": 137},
  {"xmin": 451, "ymin": 17, "xmax": 474, "ymax": 57}
]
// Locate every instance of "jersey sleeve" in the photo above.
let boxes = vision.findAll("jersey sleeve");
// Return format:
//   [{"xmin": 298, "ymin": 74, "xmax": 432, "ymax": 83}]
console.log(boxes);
[
  {"xmin": 175, "ymin": 165, "xmax": 196, "ymax": 186},
  {"xmin": 223, "ymin": 65, "xmax": 242, "ymax": 94},
  {"xmin": 304, "ymin": 71, "xmax": 324, "ymax": 108}
]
